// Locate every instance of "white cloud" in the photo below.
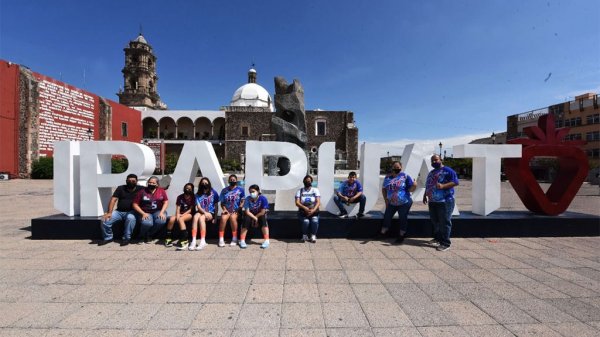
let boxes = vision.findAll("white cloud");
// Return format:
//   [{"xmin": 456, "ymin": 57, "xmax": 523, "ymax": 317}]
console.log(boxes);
[{"xmin": 359, "ymin": 132, "xmax": 491, "ymax": 156}]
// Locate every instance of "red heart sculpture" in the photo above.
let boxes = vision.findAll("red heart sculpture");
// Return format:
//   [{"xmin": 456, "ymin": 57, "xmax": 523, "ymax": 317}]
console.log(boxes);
[{"xmin": 504, "ymin": 114, "xmax": 588, "ymax": 216}]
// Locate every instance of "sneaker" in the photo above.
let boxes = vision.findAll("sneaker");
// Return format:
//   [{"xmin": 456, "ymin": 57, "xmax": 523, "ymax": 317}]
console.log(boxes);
[
  {"xmin": 356, "ymin": 213, "xmax": 365, "ymax": 218},
  {"xmin": 230, "ymin": 238, "xmax": 238, "ymax": 247},
  {"xmin": 427, "ymin": 239, "xmax": 440, "ymax": 247},
  {"xmin": 239, "ymin": 240, "xmax": 248, "ymax": 249},
  {"xmin": 260, "ymin": 241, "xmax": 270, "ymax": 249},
  {"xmin": 188, "ymin": 241, "xmax": 196, "ymax": 251},
  {"xmin": 436, "ymin": 244, "xmax": 450, "ymax": 252},
  {"xmin": 302, "ymin": 235, "xmax": 309, "ymax": 242},
  {"xmin": 164, "ymin": 238, "xmax": 173, "ymax": 247},
  {"xmin": 120, "ymin": 240, "xmax": 130, "ymax": 247},
  {"xmin": 143, "ymin": 236, "xmax": 154, "ymax": 244},
  {"xmin": 393, "ymin": 236, "xmax": 406, "ymax": 245},
  {"xmin": 197, "ymin": 241, "xmax": 207, "ymax": 250},
  {"xmin": 176, "ymin": 240, "xmax": 189, "ymax": 250},
  {"xmin": 310, "ymin": 235, "xmax": 317, "ymax": 243},
  {"xmin": 98, "ymin": 239, "xmax": 113, "ymax": 246},
  {"xmin": 338, "ymin": 212, "xmax": 348, "ymax": 219},
  {"xmin": 218, "ymin": 239, "xmax": 225, "ymax": 247}
]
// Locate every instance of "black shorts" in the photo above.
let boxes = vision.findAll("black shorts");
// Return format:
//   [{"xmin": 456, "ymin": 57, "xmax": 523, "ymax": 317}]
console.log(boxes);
[{"xmin": 242, "ymin": 214, "xmax": 268, "ymax": 228}]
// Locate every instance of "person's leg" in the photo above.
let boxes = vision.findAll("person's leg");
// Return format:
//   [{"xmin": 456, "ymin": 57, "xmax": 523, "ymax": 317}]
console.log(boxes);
[
  {"xmin": 190, "ymin": 213, "xmax": 200, "ymax": 248},
  {"xmin": 357, "ymin": 195, "xmax": 366, "ymax": 215},
  {"xmin": 397, "ymin": 200, "xmax": 413, "ymax": 237},
  {"xmin": 218, "ymin": 213, "xmax": 229, "ymax": 247},
  {"xmin": 239, "ymin": 215, "xmax": 251, "ymax": 248},
  {"xmin": 101, "ymin": 210, "xmax": 122, "ymax": 241},
  {"xmin": 428, "ymin": 203, "xmax": 441, "ymax": 243},
  {"xmin": 148, "ymin": 211, "xmax": 168, "ymax": 238},
  {"xmin": 177, "ymin": 213, "xmax": 191, "ymax": 249},
  {"xmin": 309, "ymin": 215, "xmax": 319, "ymax": 242},
  {"xmin": 439, "ymin": 199, "xmax": 454, "ymax": 248},
  {"xmin": 137, "ymin": 213, "xmax": 153, "ymax": 240},
  {"xmin": 165, "ymin": 215, "xmax": 177, "ymax": 246},
  {"xmin": 229, "ymin": 213, "xmax": 239, "ymax": 245},
  {"xmin": 199, "ymin": 213, "xmax": 210, "ymax": 247},
  {"xmin": 123, "ymin": 211, "xmax": 137, "ymax": 242},
  {"xmin": 259, "ymin": 215, "xmax": 269, "ymax": 248},
  {"xmin": 382, "ymin": 205, "xmax": 395, "ymax": 235},
  {"xmin": 299, "ymin": 214, "xmax": 309, "ymax": 241},
  {"xmin": 333, "ymin": 195, "xmax": 347, "ymax": 215}
]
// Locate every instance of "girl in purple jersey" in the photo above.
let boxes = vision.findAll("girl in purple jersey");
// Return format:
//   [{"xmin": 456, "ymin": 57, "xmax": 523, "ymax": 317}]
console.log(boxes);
[
  {"xmin": 218, "ymin": 174, "xmax": 245, "ymax": 247},
  {"xmin": 239, "ymin": 184, "xmax": 270, "ymax": 249},
  {"xmin": 164, "ymin": 183, "xmax": 195, "ymax": 250},
  {"xmin": 190, "ymin": 177, "xmax": 219, "ymax": 250}
]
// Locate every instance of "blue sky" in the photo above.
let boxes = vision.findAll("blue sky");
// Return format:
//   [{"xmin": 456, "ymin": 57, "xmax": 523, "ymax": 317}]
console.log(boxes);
[{"xmin": 1, "ymin": 0, "xmax": 598, "ymax": 153}]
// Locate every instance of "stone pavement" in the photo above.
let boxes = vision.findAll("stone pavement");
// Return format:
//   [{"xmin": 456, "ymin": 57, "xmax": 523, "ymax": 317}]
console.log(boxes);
[{"xmin": 1, "ymin": 179, "xmax": 599, "ymax": 336}]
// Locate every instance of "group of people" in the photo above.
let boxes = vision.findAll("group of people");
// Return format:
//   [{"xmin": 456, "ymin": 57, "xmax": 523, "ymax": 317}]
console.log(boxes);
[{"xmin": 99, "ymin": 154, "xmax": 458, "ymax": 252}]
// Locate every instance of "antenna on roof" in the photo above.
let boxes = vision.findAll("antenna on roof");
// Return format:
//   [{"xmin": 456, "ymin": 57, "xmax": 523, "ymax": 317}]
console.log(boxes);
[{"xmin": 139, "ymin": 24, "xmax": 143, "ymax": 36}]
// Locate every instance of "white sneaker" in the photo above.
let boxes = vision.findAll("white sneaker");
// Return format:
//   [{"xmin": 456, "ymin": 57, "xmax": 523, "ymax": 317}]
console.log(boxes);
[
  {"xmin": 302, "ymin": 235, "xmax": 309, "ymax": 242},
  {"xmin": 188, "ymin": 241, "xmax": 197, "ymax": 251},
  {"xmin": 310, "ymin": 235, "xmax": 317, "ymax": 243},
  {"xmin": 230, "ymin": 238, "xmax": 238, "ymax": 246},
  {"xmin": 197, "ymin": 241, "xmax": 207, "ymax": 250},
  {"xmin": 218, "ymin": 239, "xmax": 225, "ymax": 247}
]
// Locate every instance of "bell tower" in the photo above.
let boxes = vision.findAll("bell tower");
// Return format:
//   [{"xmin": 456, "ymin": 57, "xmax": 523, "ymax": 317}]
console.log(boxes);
[{"xmin": 117, "ymin": 33, "xmax": 167, "ymax": 109}]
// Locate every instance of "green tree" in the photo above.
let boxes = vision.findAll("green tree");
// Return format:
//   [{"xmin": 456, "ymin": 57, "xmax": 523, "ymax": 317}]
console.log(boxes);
[{"xmin": 31, "ymin": 157, "xmax": 53, "ymax": 179}]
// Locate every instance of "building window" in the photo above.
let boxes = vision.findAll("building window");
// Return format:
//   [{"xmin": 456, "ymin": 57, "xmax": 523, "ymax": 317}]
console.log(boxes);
[
  {"xmin": 587, "ymin": 148, "xmax": 600, "ymax": 158},
  {"xmin": 586, "ymin": 131, "xmax": 600, "ymax": 141},
  {"xmin": 315, "ymin": 119, "xmax": 327, "ymax": 136},
  {"xmin": 121, "ymin": 122, "xmax": 128, "ymax": 137},
  {"xmin": 565, "ymin": 133, "xmax": 582, "ymax": 141},
  {"xmin": 587, "ymin": 114, "xmax": 600, "ymax": 125},
  {"xmin": 241, "ymin": 125, "xmax": 249, "ymax": 137}
]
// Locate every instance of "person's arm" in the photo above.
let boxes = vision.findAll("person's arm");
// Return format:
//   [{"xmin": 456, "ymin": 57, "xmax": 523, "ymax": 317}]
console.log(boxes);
[
  {"xmin": 436, "ymin": 181, "xmax": 457, "ymax": 190},
  {"xmin": 295, "ymin": 198, "xmax": 309, "ymax": 213},
  {"xmin": 408, "ymin": 176, "xmax": 417, "ymax": 193},
  {"xmin": 132, "ymin": 202, "xmax": 149, "ymax": 220},
  {"xmin": 310, "ymin": 197, "xmax": 321, "ymax": 215},
  {"xmin": 158, "ymin": 190, "xmax": 168, "ymax": 220},
  {"xmin": 350, "ymin": 191, "xmax": 363, "ymax": 202},
  {"xmin": 102, "ymin": 197, "xmax": 118, "ymax": 221}
]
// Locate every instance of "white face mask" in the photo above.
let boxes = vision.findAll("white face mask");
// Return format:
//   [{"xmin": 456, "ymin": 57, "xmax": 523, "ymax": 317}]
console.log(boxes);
[{"xmin": 250, "ymin": 192, "xmax": 258, "ymax": 199}]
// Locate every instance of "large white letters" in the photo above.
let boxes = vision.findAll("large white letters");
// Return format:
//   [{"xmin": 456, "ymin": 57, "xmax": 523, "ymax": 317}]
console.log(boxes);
[
  {"xmin": 453, "ymin": 144, "xmax": 521, "ymax": 215},
  {"xmin": 54, "ymin": 141, "xmax": 81, "ymax": 216}
]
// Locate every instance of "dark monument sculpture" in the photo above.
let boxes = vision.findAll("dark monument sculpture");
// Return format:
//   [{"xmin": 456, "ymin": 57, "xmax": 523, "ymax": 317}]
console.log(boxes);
[
  {"xmin": 270, "ymin": 77, "xmax": 308, "ymax": 175},
  {"xmin": 505, "ymin": 114, "xmax": 589, "ymax": 216}
]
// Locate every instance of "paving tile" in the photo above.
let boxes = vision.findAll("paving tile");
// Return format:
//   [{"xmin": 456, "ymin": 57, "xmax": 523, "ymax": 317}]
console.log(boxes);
[
  {"xmin": 461, "ymin": 268, "xmax": 505, "ymax": 283},
  {"xmin": 512, "ymin": 298, "xmax": 578, "ymax": 323},
  {"xmin": 0, "ymin": 302, "xmax": 37, "ymax": 327},
  {"xmin": 190, "ymin": 303, "xmax": 241, "ymax": 329},
  {"xmin": 286, "ymin": 259, "xmax": 314, "ymax": 270},
  {"xmin": 505, "ymin": 323, "xmax": 562, "ymax": 337},
  {"xmin": 483, "ymin": 282, "xmax": 535, "ymax": 300},
  {"xmin": 362, "ymin": 302, "xmax": 412, "ymax": 327},
  {"xmin": 167, "ymin": 284, "xmax": 214, "ymax": 303},
  {"xmin": 316, "ymin": 270, "xmax": 349, "ymax": 284},
  {"xmin": 137, "ymin": 330, "xmax": 186, "ymax": 337},
  {"xmin": 131, "ymin": 284, "xmax": 179, "ymax": 303},
  {"xmin": 352, "ymin": 283, "xmax": 395, "ymax": 303},
  {"xmin": 230, "ymin": 328, "xmax": 278, "ymax": 337},
  {"xmin": 431, "ymin": 268, "xmax": 473, "ymax": 283},
  {"xmin": 281, "ymin": 302, "xmax": 324, "ymax": 328},
  {"xmin": 206, "ymin": 283, "xmax": 249, "ymax": 303},
  {"xmin": 245, "ymin": 284, "xmax": 283, "ymax": 303},
  {"xmin": 313, "ymin": 258, "xmax": 342, "ymax": 270},
  {"xmin": 462, "ymin": 324, "xmax": 516, "ymax": 337},
  {"xmin": 544, "ymin": 280, "xmax": 599, "ymax": 298},
  {"xmin": 285, "ymin": 270, "xmax": 317, "ymax": 284},
  {"xmin": 547, "ymin": 322, "xmax": 600, "ymax": 337},
  {"xmin": 57, "ymin": 303, "xmax": 124, "ymax": 329},
  {"xmin": 99, "ymin": 303, "xmax": 162, "ymax": 329},
  {"xmin": 318, "ymin": 283, "xmax": 359, "ymax": 303},
  {"xmin": 346, "ymin": 270, "xmax": 380, "ymax": 283},
  {"xmin": 219, "ymin": 270, "xmax": 254, "ymax": 284},
  {"xmin": 418, "ymin": 282, "xmax": 465, "ymax": 302},
  {"xmin": 373, "ymin": 268, "xmax": 411, "ymax": 283},
  {"xmin": 438, "ymin": 300, "xmax": 496, "ymax": 325},
  {"xmin": 279, "ymin": 328, "xmax": 327, "ymax": 337},
  {"xmin": 146, "ymin": 303, "xmax": 201, "ymax": 330},
  {"xmin": 283, "ymin": 283, "xmax": 320, "ymax": 303},
  {"xmin": 385, "ymin": 283, "xmax": 431, "ymax": 304},
  {"xmin": 452, "ymin": 282, "xmax": 501, "ymax": 300},
  {"xmin": 417, "ymin": 326, "xmax": 471, "ymax": 337},
  {"xmin": 186, "ymin": 329, "xmax": 232, "ymax": 337},
  {"xmin": 547, "ymin": 298, "xmax": 600, "ymax": 322},
  {"xmin": 397, "ymin": 300, "xmax": 456, "ymax": 326},
  {"xmin": 256, "ymin": 257, "xmax": 286, "ymax": 270},
  {"xmin": 472, "ymin": 299, "xmax": 537, "ymax": 324},
  {"xmin": 326, "ymin": 327, "xmax": 375, "ymax": 336},
  {"xmin": 339, "ymin": 258, "xmax": 372, "ymax": 270},
  {"xmin": 189, "ymin": 269, "xmax": 226, "ymax": 283},
  {"xmin": 516, "ymin": 281, "xmax": 570, "ymax": 299},
  {"xmin": 322, "ymin": 302, "xmax": 369, "ymax": 328},
  {"xmin": 235, "ymin": 303, "xmax": 281, "ymax": 328}
]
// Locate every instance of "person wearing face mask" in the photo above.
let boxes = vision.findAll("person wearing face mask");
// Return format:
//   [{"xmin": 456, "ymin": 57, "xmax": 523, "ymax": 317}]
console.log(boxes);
[
  {"xmin": 423, "ymin": 154, "xmax": 459, "ymax": 252},
  {"xmin": 99, "ymin": 174, "xmax": 143, "ymax": 246},
  {"xmin": 132, "ymin": 176, "xmax": 169, "ymax": 244},
  {"xmin": 295, "ymin": 175, "xmax": 321, "ymax": 243},
  {"xmin": 164, "ymin": 183, "xmax": 196, "ymax": 250},
  {"xmin": 381, "ymin": 162, "xmax": 416, "ymax": 244},
  {"xmin": 334, "ymin": 171, "xmax": 366, "ymax": 218},
  {"xmin": 239, "ymin": 184, "xmax": 270, "ymax": 249},
  {"xmin": 218, "ymin": 174, "xmax": 245, "ymax": 247},
  {"xmin": 191, "ymin": 177, "xmax": 219, "ymax": 250}
]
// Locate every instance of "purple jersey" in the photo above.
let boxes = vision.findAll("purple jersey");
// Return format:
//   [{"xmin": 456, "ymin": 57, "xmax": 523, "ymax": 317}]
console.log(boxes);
[
  {"xmin": 383, "ymin": 173, "xmax": 414, "ymax": 206},
  {"xmin": 425, "ymin": 166, "xmax": 459, "ymax": 202},
  {"xmin": 195, "ymin": 188, "xmax": 219, "ymax": 213},
  {"xmin": 175, "ymin": 194, "xmax": 196, "ymax": 214},
  {"xmin": 134, "ymin": 187, "xmax": 168, "ymax": 213},
  {"xmin": 219, "ymin": 186, "xmax": 245, "ymax": 212},
  {"xmin": 244, "ymin": 195, "xmax": 269, "ymax": 215}
]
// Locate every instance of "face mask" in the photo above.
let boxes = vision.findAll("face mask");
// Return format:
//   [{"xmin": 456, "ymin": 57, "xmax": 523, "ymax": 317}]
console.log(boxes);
[
  {"xmin": 201, "ymin": 184, "xmax": 209, "ymax": 190},
  {"xmin": 147, "ymin": 184, "xmax": 157, "ymax": 190},
  {"xmin": 184, "ymin": 189, "xmax": 193, "ymax": 195},
  {"xmin": 432, "ymin": 162, "xmax": 442, "ymax": 169},
  {"xmin": 126, "ymin": 181, "xmax": 136, "ymax": 188},
  {"xmin": 304, "ymin": 181, "xmax": 311, "ymax": 188},
  {"xmin": 229, "ymin": 181, "xmax": 236, "ymax": 187},
  {"xmin": 392, "ymin": 168, "xmax": 401, "ymax": 174},
  {"xmin": 250, "ymin": 192, "xmax": 258, "ymax": 199}
]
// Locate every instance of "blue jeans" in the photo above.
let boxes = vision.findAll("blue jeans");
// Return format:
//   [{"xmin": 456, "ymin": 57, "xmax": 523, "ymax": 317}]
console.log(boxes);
[
  {"xmin": 428, "ymin": 199, "xmax": 454, "ymax": 247},
  {"xmin": 383, "ymin": 200, "xmax": 413, "ymax": 236},
  {"xmin": 298, "ymin": 213, "xmax": 319, "ymax": 236},
  {"xmin": 333, "ymin": 194, "xmax": 366, "ymax": 214},
  {"xmin": 102, "ymin": 210, "xmax": 137, "ymax": 241},
  {"xmin": 136, "ymin": 211, "xmax": 168, "ymax": 239}
]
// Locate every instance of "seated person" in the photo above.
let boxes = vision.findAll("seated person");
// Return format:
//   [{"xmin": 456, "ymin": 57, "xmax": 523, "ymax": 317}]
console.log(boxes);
[
  {"xmin": 191, "ymin": 177, "xmax": 219, "ymax": 250},
  {"xmin": 334, "ymin": 171, "xmax": 366, "ymax": 218},
  {"xmin": 239, "ymin": 184, "xmax": 270, "ymax": 249},
  {"xmin": 132, "ymin": 176, "xmax": 169, "ymax": 243},
  {"xmin": 165, "ymin": 183, "xmax": 196, "ymax": 250},
  {"xmin": 99, "ymin": 174, "xmax": 143, "ymax": 246}
]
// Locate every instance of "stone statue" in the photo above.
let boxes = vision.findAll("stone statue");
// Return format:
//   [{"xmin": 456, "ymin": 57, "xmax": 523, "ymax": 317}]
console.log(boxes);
[{"xmin": 271, "ymin": 77, "xmax": 308, "ymax": 175}]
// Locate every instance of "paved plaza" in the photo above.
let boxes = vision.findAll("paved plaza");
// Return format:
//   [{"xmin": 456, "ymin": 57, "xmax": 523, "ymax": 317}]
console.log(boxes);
[{"xmin": 1, "ymin": 179, "xmax": 599, "ymax": 336}]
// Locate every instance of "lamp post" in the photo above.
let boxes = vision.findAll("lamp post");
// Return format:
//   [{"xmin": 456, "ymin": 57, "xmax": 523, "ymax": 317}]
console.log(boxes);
[
  {"xmin": 86, "ymin": 128, "xmax": 93, "ymax": 141},
  {"xmin": 491, "ymin": 132, "xmax": 496, "ymax": 144},
  {"xmin": 438, "ymin": 142, "xmax": 442, "ymax": 156}
]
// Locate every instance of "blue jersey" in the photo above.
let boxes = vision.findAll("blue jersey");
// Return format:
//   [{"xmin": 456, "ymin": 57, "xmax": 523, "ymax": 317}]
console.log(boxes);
[
  {"xmin": 244, "ymin": 195, "xmax": 269, "ymax": 215},
  {"xmin": 220, "ymin": 186, "xmax": 245, "ymax": 212},
  {"xmin": 195, "ymin": 188, "xmax": 219, "ymax": 213},
  {"xmin": 383, "ymin": 173, "xmax": 414, "ymax": 206},
  {"xmin": 338, "ymin": 180, "xmax": 363, "ymax": 198},
  {"xmin": 425, "ymin": 166, "xmax": 459, "ymax": 202}
]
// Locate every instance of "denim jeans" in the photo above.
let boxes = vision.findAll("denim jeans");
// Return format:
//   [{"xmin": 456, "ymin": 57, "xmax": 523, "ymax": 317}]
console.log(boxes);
[
  {"xmin": 383, "ymin": 200, "xmax": 413, "ymax": 236},
  {"xmin": 333, "ymin": 194, "xmax": 366, "ymax": 215},
  {"xmin": 137, "ymin": 211, "xmax": 168, "ymax": 239},
  {"xmin": 428, "ymin": 199, "xmax": 454, "ymax": 247},
  {"xmin": 102, "ymin": 210, "xmax": 137, "ymax": 240},
  {"xmin": 298, "ymin": 213, "xmax": 319, "ymax": 236}
]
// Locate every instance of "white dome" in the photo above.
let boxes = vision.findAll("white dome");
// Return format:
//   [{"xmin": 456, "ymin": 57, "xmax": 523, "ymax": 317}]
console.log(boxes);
[
  {"xmin": 134, "ymin": 34, "xmax": 148, "ymax": 44},
  {"xmin": 230, "ymin": 83, "xmax": 274, "ymax": 111}
]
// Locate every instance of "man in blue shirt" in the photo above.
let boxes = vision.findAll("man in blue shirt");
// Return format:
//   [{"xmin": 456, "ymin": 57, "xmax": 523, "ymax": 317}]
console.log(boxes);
[
  {"xmin": 334, "ymin": 171, "xmax": 366, "ymax": 218},
  {"xmin": 423, "ymin": 154, "xmax": 459, "ymax": 252}
]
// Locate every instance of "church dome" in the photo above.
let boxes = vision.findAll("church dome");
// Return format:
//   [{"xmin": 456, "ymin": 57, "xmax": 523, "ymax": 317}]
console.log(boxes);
[
  {"xmin": 230, "ymin": 67, "xmax": 274, "ymax": 111},
  {"xmin": 134, "ymin": 34, "xmax": 148, "ymax": 44}
]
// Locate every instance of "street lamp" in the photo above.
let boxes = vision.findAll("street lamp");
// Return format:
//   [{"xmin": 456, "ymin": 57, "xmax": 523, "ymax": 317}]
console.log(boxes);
[
  {"xmin": 491, "ymin": 132, "xmax": 496, "ymax": 144},
  {"xmin": 438, "ymin": 142, "xmax": 442, "ymax": 156},
  {"xmin": 86, "ymin": 128, "xmax": 93, "ymax": 141}
]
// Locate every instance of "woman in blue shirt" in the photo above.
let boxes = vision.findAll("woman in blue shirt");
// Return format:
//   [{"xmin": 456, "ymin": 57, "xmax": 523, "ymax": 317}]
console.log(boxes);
[
  {"xmin": 381, "ymin": 161, "xmax": 416, "ymax": 244},
  {"xmin": 218, "ymin": 174, "xmax": 245, "ymax": 247},
  {"xmin": 190, "ymin": 177, "xmax": 219, "ymax": 250},
  {"xmin": 239, "ymin": 184, "xmax": 270, "ymax": 249}
]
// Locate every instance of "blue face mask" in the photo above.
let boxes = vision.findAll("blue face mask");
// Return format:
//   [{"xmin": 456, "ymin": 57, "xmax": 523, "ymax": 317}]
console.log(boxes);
[{"xmin": 432, "ymin": 162, "xmax": 442, "ymax": 169}]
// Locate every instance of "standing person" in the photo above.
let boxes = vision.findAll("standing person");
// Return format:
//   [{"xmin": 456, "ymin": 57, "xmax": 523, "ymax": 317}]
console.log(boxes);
[
  {"xmin": 218, "ymin": 174, "xmax": 245, "ymax": 247},
  {"xmin": 380, "ymin": 162, "xmax": 416, "ymax": 244},
  {"xmin": 191, "ymin": 177, "xmax": 219, "ymax": 250},
  {"xmin": 239, "ymin": 184, "xmax": 270, "ymax": 249},
  {"xmin": 423, "ymin": 154, "xmax": 459, "ymax": 252},
  {"xmin": 99, "ymin": 174, "xmax": 143, "ymax": 246},
  {"xmin": 295, "ymin": 175, "xmax": 321, "ymax": 243},
  {"xmin": 164, "ymin": 183, "xmax": 195, "ymax": 250},
  {"xmin": 334, "ymin": 171, "xmax": 366, "ymax": 218},
  {"xmin": 132, "ymin": 176, "xmax": 169, "ymax": 243}
]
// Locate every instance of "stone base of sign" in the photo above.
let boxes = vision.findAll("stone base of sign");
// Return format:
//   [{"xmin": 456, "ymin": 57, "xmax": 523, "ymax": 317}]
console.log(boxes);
[{"xmin": 31, "ymin": 211, "xmax": 599, "ymax": 240}]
